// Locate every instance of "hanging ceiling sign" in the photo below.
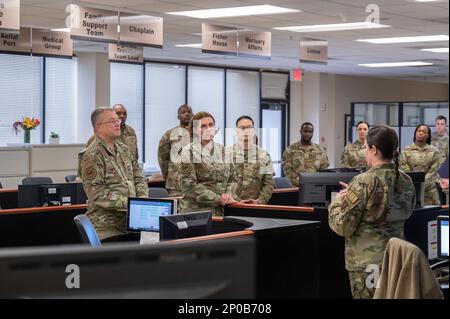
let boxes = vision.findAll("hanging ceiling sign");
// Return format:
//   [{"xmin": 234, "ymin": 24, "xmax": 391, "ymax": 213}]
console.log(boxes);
[
  {"xmin": 0, "ymin": 26, "xmax": 31, "ymax": 53},
  {"xmin": 68, "ymin": 4, "xmax": 119, "ymax": 43},
  {"xmin": 0, "ymin": 0, "xmax": 20, "ymax": 31},
  {"xmin": 108, "ymin": 43, "xmax": 143, "ymax": 63},
  {"xmin": 32, "ymin": 29, "xmax": 73, "ymax": 57},
  {"xmin": 119, "ymin": 13, "xmax": 162, "ymax": 48},
  {"xmin": 238, "ymin": 31, "xmax": 271, "ymax": 59},
  {"xmin": 201, "ymin": 23, "xmax": 238, "ymax": 56},
  {"xmin": 300, "ymin": 39, "xmax": 328, "ymax": 64}
]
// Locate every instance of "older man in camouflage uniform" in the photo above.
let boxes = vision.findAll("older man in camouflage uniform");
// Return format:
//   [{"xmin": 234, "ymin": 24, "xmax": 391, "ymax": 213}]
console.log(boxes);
[
  {"xmin": 228, "ymin": 116, "xmax": 274, "ymax": 204},
  {"xmin": 329, "ymin": 163, "xmax": 416, "ymax": 298},
  {"xmin": 87, "ymin": 104, "xmax": 139, "ymax": 161},
  {"xmin": 431, "ymin": 115, "xmax": 449, "ymax": 161},
  {"xmin": 157, "ymin": 105, "xmax": 193, "ymax": 196},
  {"xmin": 79, "ymin": 108, "xmax": 148, "ymax": 240},
  {"xmin": 282, "ymin": 122, "xmax": 329, "ymax": 187}
]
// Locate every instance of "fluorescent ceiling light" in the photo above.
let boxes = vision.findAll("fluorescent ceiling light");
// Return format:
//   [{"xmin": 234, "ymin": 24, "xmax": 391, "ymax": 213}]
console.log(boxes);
[
  {"xmin": 421, "ymin": 47, "xmax": 449, "ymax": 52},
  {"xmin": 50, "ymin": 28, "xmax": 70, "ymax": 32},
  {"xmin": 167, "ymin": 5, "xmax": 299, "ymax": 19},
  {"xmin": 175, "ymin": 43, "xmax": 202, "ymax": 48},
  {"xmin": 412, "ymin": 0, "xmax": 448, "ymax": 2},
  {"xmin": 274, "ymin": 21, "xmax": 389, "ymax": 32},
  {"xmin": 359, "ymin": 61, "xmax": 434, "ymax": 67},
  {"xmin": 357, "ymin": 35, "xmax": 449, "ymax": 44}
]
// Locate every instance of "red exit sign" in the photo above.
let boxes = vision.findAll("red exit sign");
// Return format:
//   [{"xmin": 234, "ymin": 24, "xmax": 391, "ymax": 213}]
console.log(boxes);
[{"xmin": 291, "ymin": 68, "xmax": 302, "ymax": 81}]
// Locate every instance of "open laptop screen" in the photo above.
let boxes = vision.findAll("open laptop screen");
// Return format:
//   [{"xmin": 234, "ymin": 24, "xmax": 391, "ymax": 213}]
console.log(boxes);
[{"xmin": 127, "ymin": 198, "xmax": 175, "ymax": 233}]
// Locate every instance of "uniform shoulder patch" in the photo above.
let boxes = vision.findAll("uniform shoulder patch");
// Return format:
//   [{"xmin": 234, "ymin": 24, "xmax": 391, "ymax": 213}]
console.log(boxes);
[
  {"xmin": 180, "ymin": 163, "xmax": 193, "ymax": 175},
  {"xmin": 346, "ymin": 189, "xmax": 359, "ymax": 204},
  {"xmin": 84, "ymin": 166, "xmax": 98, "ymax": 181}
]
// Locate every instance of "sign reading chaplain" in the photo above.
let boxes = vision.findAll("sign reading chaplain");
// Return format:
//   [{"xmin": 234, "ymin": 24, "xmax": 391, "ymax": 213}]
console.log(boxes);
[
  {"xmin": 299, "ymin": 39, "xmax": 328, "ymax": 64},
  {"xmin": 0, "ymin": 27, "xmax": 30, "ymax": 53},
  {"xmin": 68, "ymin": 4, "xmax": 118, "ymax": 43},
  {"xmin": 201, "ymin": 23, "xmax": 238, "ymax": 56},
  {"xmin": 0, "ymin": 0, "xmax": 20, "ymax": 31},
  {"xmin": 238, "ymin": 31, "xmax": 271, "ymax": 59},
  {"xmin": 32, "ymin": 29, "xmax": 73, "ymax": 57},
  {"xmin": 119, "ymin": 13, "xmax": 162, "ymax": 48},
  {"xmin": 108, "ymin": 43, "xmax": 143, "ymax": 63}
]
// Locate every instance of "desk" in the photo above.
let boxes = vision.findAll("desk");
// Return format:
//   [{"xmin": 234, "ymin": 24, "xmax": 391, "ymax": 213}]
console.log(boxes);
[{"xmin": 0, "ymin": 188, "xmax": 18, "ymax": 209}]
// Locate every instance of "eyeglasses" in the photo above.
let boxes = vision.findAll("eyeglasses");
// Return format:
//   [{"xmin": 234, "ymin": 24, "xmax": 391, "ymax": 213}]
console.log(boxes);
[{"xmin": 97, "ymin": 119, "xmax": 121, "ymax": 126}]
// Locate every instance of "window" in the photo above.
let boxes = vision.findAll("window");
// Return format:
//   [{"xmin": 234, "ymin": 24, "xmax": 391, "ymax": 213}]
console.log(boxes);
[
  {"xmin": 0, "ymin": 54, "xmax": 43, "ymax": 145},
  {"xmin": 45, "ymin": 57, "xmax": 78, "ymax": 143}
]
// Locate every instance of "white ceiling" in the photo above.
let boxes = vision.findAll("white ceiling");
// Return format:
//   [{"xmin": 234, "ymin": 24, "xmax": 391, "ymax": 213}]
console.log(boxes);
[{"xmin": 19, "ymin": 0, "xmax": 449, "ymax": 82}]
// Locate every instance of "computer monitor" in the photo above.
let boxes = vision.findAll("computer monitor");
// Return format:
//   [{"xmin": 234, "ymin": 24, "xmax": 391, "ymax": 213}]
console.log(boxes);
[
  {"xmin": 298, "ymin": 172, "xmax": 360, "ymax": 207},
  {"xmin": 18, "ymin": 183, "xmax": 87, "ymax": 208},
  {"xmin": 126, "ymin": 197, "xmax": 176, "ymax": 233},
  {"xmin": 404, "ymin": 172, "xmax": 425, "ymax": 208},
  {"xmin": 437, "ymin": 215, "xmax": 449, "ymax": 260},
  {"xmin": 0, "ymin": 237, "xmax": 255, "ymax": 298},
  {"xmin": 160, "ymin": 211, "xmax": 212, "ymax": 240}
]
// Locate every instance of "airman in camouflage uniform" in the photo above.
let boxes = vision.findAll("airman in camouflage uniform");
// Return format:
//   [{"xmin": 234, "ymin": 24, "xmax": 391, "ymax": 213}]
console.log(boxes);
[
  {"xmin": 79, "ymin": 108, "xmax": 148, "ymax": 240},
  {"xmin": 282, "ymin": 123, "xmax": 329, "ymax": 187},
  {"xmin": 158, "ymin": 105, "xmax": 193, "ymax": 196},
  {"xmin": 431, "ymin": 115, "xmax": 449, "ymax": 161},
  {"xmin": 341, "ymin": 140, "xmax": 367, "ymax": 169},
  {"xmin": 400, "ymin": 143, "xmax": 441, "ymax": 205},
  {"xmin": 329, "ymin": 163, "xmax": 416, "ymax": 299}
]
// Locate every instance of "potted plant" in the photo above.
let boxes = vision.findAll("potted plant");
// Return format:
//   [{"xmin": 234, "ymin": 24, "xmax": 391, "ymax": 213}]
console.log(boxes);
[{"xmin": 49, "ymin": 131, "xmax": 60, "ymax": 144}]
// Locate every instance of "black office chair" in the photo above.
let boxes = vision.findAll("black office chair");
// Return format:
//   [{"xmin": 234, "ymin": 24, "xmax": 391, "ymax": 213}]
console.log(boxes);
[
  {"xmin": 65, "ymin": 175, "xmax": 77, "ymax": 183},
  {"xmin": 73, "ymin": 214, "xmax": 101, "ymax": 247},
  {"xmin": 22, "ymin": 177, "xmax": 53, "ymax": 185},
  {"xmin": 0, "ymin": 181, "xmax": 3, "ymax": 189},
  {"xmin": 436, "ymin": 183, "xmax": 447, "ymax": 205},
  {"xmin": 148, "ymin": 187, "xmax": 169, "ymax": 198},
  {"xmin": 274, "ymin": 177, "xmax": 292, "ymax": 189}
]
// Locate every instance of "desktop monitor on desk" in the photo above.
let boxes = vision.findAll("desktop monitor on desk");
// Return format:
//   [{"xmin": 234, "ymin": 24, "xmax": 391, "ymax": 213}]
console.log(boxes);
[
  {"xmin": 18, "ymin": 183, "xmax": 87, "ymax": 208},
  {"xmin": 438, "ymin": 215, "xmax": 449, "ymax": 260},
  {"xmin": 160, "ymin": 211, "xmax": 212, "ymax": 240},
  {"xmin": 126, "ymin": 197, "xmax": 176, "ymax": 233}
]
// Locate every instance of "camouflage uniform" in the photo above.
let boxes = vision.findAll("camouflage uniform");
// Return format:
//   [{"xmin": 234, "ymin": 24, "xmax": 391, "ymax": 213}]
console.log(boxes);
[
  {"xmin": 87, "ymin": 124, "xmax": 139, "ymax": 161},
  {"xmin": 282, "ymin": 142, "xmax": 329, "ymax": 187},
  {"xmin": 78, "ymin": 136, "xmax": 148, "ymax": 240},
  {"xmin": 157, "ymin": 126, "xmax": 191, "ymax": 196},
  {"xmin": 328, "ymin": 163, "xmax": 416, "ymax": 299},
  {"xmin": 341, "ymin": 140, "xmax": 367, "ymax": 169},
  {"xmin": 227, "ymin": 144, "xmax": 274, "ymax": 204},
  {"xmin": 431, "ymin": 131, "xmax": 449, "ymax": 161},
  {"xmin": 400, "ymin": 143, "xmax": 441, "ymax": 205},
  {"xmin": 178, "ymin": 141, "xmax": 238, "ymax": 216}
]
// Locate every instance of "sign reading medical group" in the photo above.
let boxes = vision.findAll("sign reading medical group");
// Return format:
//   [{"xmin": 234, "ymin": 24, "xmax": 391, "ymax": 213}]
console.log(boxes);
[
  {"xmin": 201, "ymin": 23, "xmax": 238, "ymax": 55},
  {"xmin": 108, "ymin": 43, "xmax": 143, "ymax": 63},
  {"xmin": 238, "ymin": 31, "xmax": 271, "ymax": 58},
  {"xmin": 119, "ymin": 13, "xmax": 162, "ymax": 48},
  {"xmin": 68, "ymin": 5, "xmax": 118, "ymax": 43},
  {"xmin": 0, "ymin": 0, "xmax": 20, "ymax": 31},
  {"xmin": 0, "ymin": 27, "xmax": 30, "ymax": 53},
  {"xmin": 32, "ymin": 29, "xmax": 72, "ymax": 57},
  {"xmin": 300, "ymin": 39, "xmax": 328, "ymax": 64}
]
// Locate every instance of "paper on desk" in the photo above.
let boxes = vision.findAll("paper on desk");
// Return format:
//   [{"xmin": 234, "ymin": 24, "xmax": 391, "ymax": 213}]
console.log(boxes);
[{"xmin": 140, "ymin": 231, "xmax": 160, "ymax": 245}]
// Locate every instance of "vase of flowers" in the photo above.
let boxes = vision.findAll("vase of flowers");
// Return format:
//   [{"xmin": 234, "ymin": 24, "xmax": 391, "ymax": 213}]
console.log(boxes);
[{"xmin": 13, "ymin": 117, "xmax": 41, "ymax": 144}]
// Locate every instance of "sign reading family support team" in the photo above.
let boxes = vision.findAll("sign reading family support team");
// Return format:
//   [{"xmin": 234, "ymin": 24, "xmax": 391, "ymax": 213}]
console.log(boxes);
[
  {"xmin": 119, "ymin": 13, "xmax": 163, "ymax": 48},
  {"xmin": 0, "ymin": 0, "xmax": 20, "ymax": 31},
  {"xmin": 108, "ymin": 43, "xmax": 143, "ymax": 63},
  {"xmin": 201, "ymin": 23, "xmax": 237, "ymax": 55},
  {"xmin": 238, "ymin": 31, "xmax": 271, "ymax": 59},
  {"xmin": 0, "ymin": 27, "xmax": 30, "ymax": 53},
  {"xmin": 68, "ymin": 4, "xmax": 118, "ymax": 43},
  {"xmin": 300, "ymin": 39, "xmax": 328, "ymax": 64},
  {"xmin": 32, "ymin": 29, "xmax": 73, "ymax": 57}
]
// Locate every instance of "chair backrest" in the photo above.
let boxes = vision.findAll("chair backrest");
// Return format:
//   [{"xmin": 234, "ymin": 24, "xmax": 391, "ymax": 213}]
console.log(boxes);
[
  {"xmin": 73, "ymin": 214, "xmax": 101, "ymax": 247},
  {"xmin": 436, "ymin": 182, "xmax": 447, "ymax": 205},
  {"xmin": 0, "ymin": 181, "xmax": 3, "ymax": 189},
  {"xmin": 148, "ymin": 187, "xmax": 169, "ymax": 198},
  {"xmin": 65, "ymin": 175, "xmax": 77, "ymax": 183},
  {"xmin": 22, "ymin": 177, "xmax": 53, "ymax": 185},
  {"xmin": 274, "ymin": 177, "xmax": 292, "ymax": 189}
]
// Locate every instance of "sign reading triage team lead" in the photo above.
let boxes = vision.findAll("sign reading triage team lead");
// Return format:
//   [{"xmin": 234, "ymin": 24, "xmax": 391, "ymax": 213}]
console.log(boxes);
[
  {"xmin": 32, "ymin": 29, "xmax": 73, "ymax": 57},
  {"xmin": 238, "ymin": 31, "xmax": 271, "ymax": 58},
  {"xmin": 68, "ymin": 5, "xmax": 118, "ymax": 43},
  {"xmin": 119, "ymin": 13, "xmax": 163, "ymax": 48},
  {"xmin": 201, "ymin": 23, "xmax": 237, "ymax": 55},
  {"xmin": 108, "ymin": 43, "xmax": 143, "ymax": 63},
  {"xmin": 300, "ymin": 39, "xmax": 328, "ymax": 64},
  {"xmin": 0, "ymin": 26, "xmax": 31, "ymax": 53},
  {"xmin": 0, "ymin": 0, "xmax": 20, "ymax": 31}
]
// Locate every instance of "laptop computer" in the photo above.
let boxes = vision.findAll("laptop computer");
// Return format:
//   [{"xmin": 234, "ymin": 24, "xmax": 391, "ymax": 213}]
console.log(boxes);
[{"xmin": 126, "ymin": 197, "xmax": 176, "ymax": 235}]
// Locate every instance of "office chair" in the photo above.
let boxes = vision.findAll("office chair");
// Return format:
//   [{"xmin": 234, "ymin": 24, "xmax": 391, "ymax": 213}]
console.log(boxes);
[
  {"xmin": 73, "ymin": 214, "xmax": 101, "ymax": 247},
  {"xmin": 436, "ymin": 183, "xmax": 447, "ymax": 205},
  {"xmin": 21, "ymin": 177, "xmax": 53, "ymax": 185},
  {"xmin": 0, "ymin": 181, "xmax": 3, "ymax": 189},
  {"xmin": 65, "ymin": 175, "xmax": 77, "ymax": 183},
  {"xmin": 274, "ymin": 177, "xmax": 292, "ymax": 189},
  {"xmin": 148, "ymin": 187, "xmax": 169, "ymax": 198}
]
